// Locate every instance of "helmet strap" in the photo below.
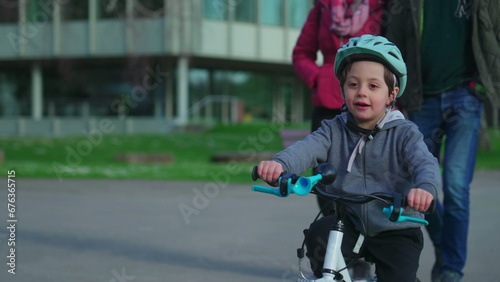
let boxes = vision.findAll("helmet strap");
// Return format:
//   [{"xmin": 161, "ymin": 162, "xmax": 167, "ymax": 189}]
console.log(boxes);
[{"xmin": 388, "ymin": 98, "xmax": 397, "ymax": 110}]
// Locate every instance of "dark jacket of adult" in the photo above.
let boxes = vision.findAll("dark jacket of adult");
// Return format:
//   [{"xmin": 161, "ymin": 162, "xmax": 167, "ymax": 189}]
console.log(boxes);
[
  {"xmin": 472, "ymin": 0, "xmax": 500, "ymax": 108},
  {"xmin": 383, "ymin": 0, "xmax": 500, "ymax": 113}
]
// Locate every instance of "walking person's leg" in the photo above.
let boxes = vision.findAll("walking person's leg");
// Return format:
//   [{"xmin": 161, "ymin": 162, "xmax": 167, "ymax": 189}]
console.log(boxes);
[
  {"xmin": 439, "ymin": 87, "xmax": 483, "ymax": 279},
  {"xmin": 409, "ymin": 95, "xmax": 445, "ymax": 280}
]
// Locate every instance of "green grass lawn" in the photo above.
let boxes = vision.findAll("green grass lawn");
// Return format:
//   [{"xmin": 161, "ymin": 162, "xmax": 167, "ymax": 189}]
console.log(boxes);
[
  {"xmin": 0, "ymin": 123, "xmax": 286, "ymax": 183},
  {"xmin": 1, "ymin": 124, "xmax": 499, "ymax": 182}
]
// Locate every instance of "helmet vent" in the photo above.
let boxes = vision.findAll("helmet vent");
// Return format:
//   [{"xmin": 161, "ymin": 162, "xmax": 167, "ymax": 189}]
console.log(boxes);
[
  {"xmin": 374, "ymin": 42, "xmax": 382, "ymax": 46},
  {"xmin": 384, "ymin": 43, "xmax": 395, "ymax": 46},
  {"xmin": 388, "ymin": 51, "xmax": 400, "ymax": 60}
]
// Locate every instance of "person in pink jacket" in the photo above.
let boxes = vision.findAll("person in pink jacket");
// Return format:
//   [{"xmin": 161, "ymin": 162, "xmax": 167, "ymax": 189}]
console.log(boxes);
[{"xmin": 292, "ymin": 0, "xmax": 385, "ymax": 215}]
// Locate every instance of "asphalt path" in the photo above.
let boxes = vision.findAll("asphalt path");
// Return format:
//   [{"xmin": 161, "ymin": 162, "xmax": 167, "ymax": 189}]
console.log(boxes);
[{"xmin": 0, "ymin": 170, "xmax": 498, "ymax": 282}]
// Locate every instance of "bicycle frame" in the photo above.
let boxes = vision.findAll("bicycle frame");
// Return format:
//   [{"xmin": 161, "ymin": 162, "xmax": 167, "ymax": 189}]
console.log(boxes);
[
  {"xmin": 297, "ymin": 219, "xmax": 354, "ymax": 282},
  {"xmin": 251, "ymin": 163, "xmax": 430, "ymax": 282},
  {"xmin": 297, "ymin": 197, "xmax": 375, "ymax": 282}
]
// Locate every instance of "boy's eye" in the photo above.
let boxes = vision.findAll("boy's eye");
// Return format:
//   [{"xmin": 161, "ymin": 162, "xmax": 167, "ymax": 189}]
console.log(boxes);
[
  {"xmin": 369, "ymin": 83, "xmax": 379, "ymax": 89},
  {"xmin": 348, "ymin": 82, "xmax": 358, "ymax": 87}
]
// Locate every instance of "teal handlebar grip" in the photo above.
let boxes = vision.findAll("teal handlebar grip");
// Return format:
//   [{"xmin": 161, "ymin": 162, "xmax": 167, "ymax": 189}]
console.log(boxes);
[
  {"xmin": 252, "ymin": 185, "xmax": 283, "ymax": 197},
  {"xmin": 252, "ymin": 174, "xmax": 323, "ymax": 197},
  {"xmin": 398, "ymin": 215, "xmax": 429, "ymax": 225},
  {"xmin": 382, "ymin": 206, "xmax": 429, "ymax": 225}
]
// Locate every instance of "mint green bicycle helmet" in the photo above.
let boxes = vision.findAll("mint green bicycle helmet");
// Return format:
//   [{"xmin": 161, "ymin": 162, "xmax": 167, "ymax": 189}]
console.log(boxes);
[{"xmin": 334, "ymin": 34, "xmax": 407, "ymax": 97}]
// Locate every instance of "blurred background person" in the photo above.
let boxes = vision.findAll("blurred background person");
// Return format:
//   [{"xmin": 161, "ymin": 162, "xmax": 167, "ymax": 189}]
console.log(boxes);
[
  {"xmin": 292, "ymin": 0, "xmax": 385, "ymax": 215},
  {"xmin": 384, "ymin": 1, "xmax": 500, "ymax": 281}
]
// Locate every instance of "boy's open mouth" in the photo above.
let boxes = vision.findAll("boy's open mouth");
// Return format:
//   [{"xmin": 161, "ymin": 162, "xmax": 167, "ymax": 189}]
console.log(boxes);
[{"xmin": 355, "ymin": 102, "xmax": 370, "ymax": 108}]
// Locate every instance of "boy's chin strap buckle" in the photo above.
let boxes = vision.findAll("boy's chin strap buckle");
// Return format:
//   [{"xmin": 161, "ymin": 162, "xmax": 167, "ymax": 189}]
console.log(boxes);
[
  {"xmin": 367, "ymin": 126, "xmax": 380, "ymax": 141},
  {"xmin": 346, "ymin": 119, "xmax": 380, "ymax": 141}
]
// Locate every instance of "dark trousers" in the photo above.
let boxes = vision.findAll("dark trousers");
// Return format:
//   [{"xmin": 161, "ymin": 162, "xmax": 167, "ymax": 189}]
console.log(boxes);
[
  {"xmin": 311, "ymin": 107, "xmax": 343, "ymax": 216},
  {"xmin": 311, "ymin": 106, "xmax": 343, "ymax": 132},
  {"xmin": 305, "ymin": 214, "xmax": 423, "ymax": 281}
]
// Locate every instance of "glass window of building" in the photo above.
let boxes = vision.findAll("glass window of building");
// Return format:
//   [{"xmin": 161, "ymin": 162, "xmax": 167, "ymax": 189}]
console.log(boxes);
[
  {"xmin": 210, "ymin": 70, "xmax": 274, "ymax": 121},
  {"xmin": 231, "ymin": 72, "xmax": 273, "ymax": 121},
  {"xmin": 98, "ymin": 0, "xmax": 126, "ymax": 19},
  {"xmin": 61, "ymin": 1, "xmax": 89, "ymax": 20},
  {"xmin": 0, "ymin": 1, "xmax": 19, "ymax": 23},
  {"xmin": 189, "ymin": 69, "xmax": 210, "ymax": 102},
  {"xmin": 83, "ymin": 67, "xmax": 156, "ymax": 117},
  {"xmin": 44, "ymin": 73, "xmax": 89, "ymax": 117},
  {"xmin": 0, "ymin": 72, "xmax": 30, "ymax": 117},
  {"xmin": 234, "ymin": 0, "xmax": 256, "ymax": 23},
  {"xmin": 196, "ymin": 69, "xmax": 269, "ymax": 122},
  {"xmin": 134, "ymin": 0, "xmax": 164, "ymax": 18},
  {"xmin": 203, "ymin": 0, "xmax": 229, "ymax": 20},
  {"xmin": 288, "ymin": 0, "xmax": 312, "ymax": 28},
  {"xmin": 259, "ymin": 0, "xmax": 283, "ymax": 26},
  {"xmin": 26, "ymin": 0, "xmax": 54, "ymax": 23},
  {"xmin": 188, "ymin": 69, "xmax": 212, "ymax": 121}
]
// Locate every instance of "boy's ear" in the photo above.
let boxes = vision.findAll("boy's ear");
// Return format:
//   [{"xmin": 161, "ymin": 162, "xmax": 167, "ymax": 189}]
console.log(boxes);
[
  {"xmin": 393, "ymin": 87, "xmax": 400, "ymax": 98},
  {"xmin": 387, "ymin": 87, "xmax": 398, "ymax": 106},
  {"xmin": 390, "ymin": 87, "xmax": 399, "ymax": 101}
]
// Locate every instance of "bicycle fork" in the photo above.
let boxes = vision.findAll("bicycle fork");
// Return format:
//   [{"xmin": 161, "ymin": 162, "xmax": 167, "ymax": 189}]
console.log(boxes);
[
  {"xmin": 322, "ymin": 220, "xmax": 351, "ymax": 282},
  {"xmin": 298, "ymin": 219, "xmax": 352, "ymax": 282}
]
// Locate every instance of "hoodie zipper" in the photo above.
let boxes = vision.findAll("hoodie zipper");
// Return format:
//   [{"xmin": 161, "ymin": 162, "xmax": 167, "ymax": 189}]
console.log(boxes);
[{"xmin": 362, "ymin": 135, "xmax": 369, "ymax": 235}]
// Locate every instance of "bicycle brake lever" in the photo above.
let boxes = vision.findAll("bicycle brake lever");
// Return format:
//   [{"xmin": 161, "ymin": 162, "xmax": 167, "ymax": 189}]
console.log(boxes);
[{"xmin": 390, "ymin": 193, "xmax": 403, "ymax": 222}]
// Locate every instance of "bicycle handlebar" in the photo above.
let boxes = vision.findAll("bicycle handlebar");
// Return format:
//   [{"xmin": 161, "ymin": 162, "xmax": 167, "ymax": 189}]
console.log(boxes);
[
  {"xmin": 252, "ymin": 173, "xmax": 323, "ymax": 196},
  {"xmin": 251, "ymin": 163, "xmax": 434, "ymax": 225}
]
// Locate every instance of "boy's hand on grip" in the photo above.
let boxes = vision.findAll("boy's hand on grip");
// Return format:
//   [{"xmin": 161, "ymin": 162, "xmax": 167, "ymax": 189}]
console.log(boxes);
[
  {"xmin": 257, "ymin": 161, "xmax": 284, "ymax": 187},
  {"xmin": 407, "ymin": 188, "xmax": 434, "ymax": 213}
]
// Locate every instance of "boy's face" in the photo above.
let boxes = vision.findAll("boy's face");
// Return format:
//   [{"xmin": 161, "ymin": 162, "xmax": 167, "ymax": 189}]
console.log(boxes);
[{"xmin": 342, "ymin": 61, "xmax": 396, "ymax": 129}]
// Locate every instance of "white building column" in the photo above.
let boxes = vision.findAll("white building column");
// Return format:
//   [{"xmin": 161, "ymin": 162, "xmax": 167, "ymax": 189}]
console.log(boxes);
[
  {"xmin": 89, "ymin": 0, "xmax": 97, "ymax": 54},
  {"xmin": 176, "ymin": 56, "xmax": 189, "ymax": 125},
  {"xmin": 31, "ymin": 63, "xmax": 43, "ymax": 120},
  {"xmin": 17, "ymin": 0, "xmax": 27, "ymax": 56},
  {"xmin": 52, "ymin": 0, "xmax": 61, "ymax": 55},
  {"xmin": 126, "ymin": 0, "xmax": 134, "ymax": 53}
]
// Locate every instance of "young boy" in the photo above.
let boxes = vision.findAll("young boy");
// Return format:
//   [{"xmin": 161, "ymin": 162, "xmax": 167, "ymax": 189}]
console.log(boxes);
[{"xmin": 257, "ymin": 35, "xmax": 441, "ymax": 281}]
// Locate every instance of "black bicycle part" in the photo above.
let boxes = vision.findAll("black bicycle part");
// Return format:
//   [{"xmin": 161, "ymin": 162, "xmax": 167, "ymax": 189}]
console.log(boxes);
[
  {"xmin": 251, "ymin": 166, "xmax": 259, "ymax": 181},
  {"xmin": 278, "ymin": 172, "xmax": 298, "ymax": 196},
  {"xmin": 426, "ymin": 199, "xmax": 436, "ymax": 215},
  {"xmin": 390, "ymin": 192, "xmax": 403, "ymax": 222},
  {"xmin": 315, "ymin": 163, "xmax": 337, "ymax": 185},
  {"xmin": 321, "ymin": 268, "xmax": 343, "ymax": 280}
]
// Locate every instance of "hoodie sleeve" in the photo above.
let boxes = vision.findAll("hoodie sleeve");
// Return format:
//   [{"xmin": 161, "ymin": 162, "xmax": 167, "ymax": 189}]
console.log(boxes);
[
  {"xmin": 401, "ymin": 123, "xmax": 441, "ymax": 198},
  {"xmin": 271, "ymin": 120, "xmax": 333, "ymax": 174},
  {"xmin": 292, "ymin": 3, "xmax": 322, "ymax": 89}
]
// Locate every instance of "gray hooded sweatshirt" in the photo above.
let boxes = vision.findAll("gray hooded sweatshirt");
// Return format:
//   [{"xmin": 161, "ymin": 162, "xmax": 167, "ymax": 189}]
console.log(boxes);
[{"xmin": 272, "ymin": 110, "xmax": 441, "ymax": 237}]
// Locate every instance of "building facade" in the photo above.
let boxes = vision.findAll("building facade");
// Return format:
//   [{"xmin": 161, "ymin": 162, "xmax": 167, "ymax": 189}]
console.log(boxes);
[{"xmin": 0, "ymin": 0, "xmax": 315, "ymax": 136}]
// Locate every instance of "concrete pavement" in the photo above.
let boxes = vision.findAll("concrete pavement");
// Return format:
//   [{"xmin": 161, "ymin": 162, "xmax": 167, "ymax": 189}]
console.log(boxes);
[{"xmin": 0, "ymin": 170, "xmax": 498, "ymax": 281}]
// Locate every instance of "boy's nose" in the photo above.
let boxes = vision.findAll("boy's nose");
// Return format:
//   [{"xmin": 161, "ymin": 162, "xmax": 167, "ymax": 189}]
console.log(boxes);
[{"xmin": 357, "ymin": 85, "xmax": 368, "ymax": 96}]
